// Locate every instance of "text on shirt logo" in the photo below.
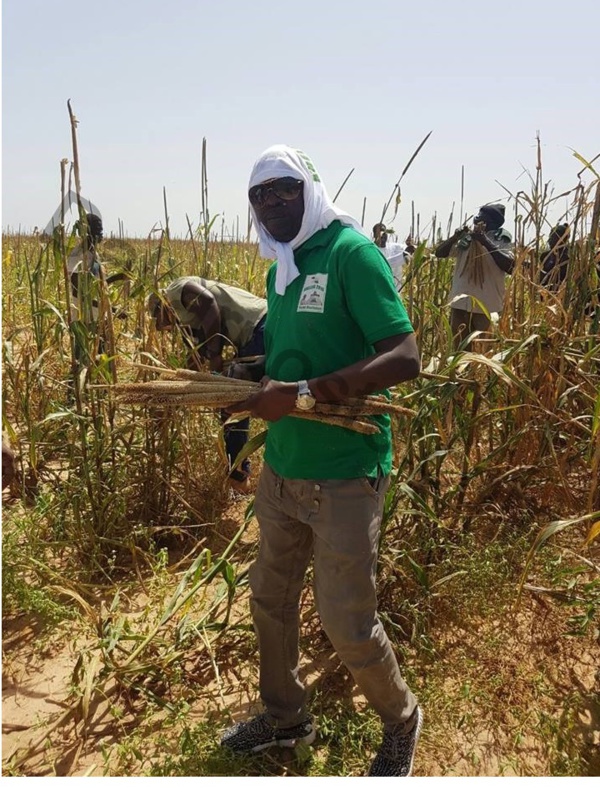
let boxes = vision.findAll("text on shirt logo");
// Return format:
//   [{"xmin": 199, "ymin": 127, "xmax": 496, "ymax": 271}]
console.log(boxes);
[{"xmin": 297, "ymin": 274, "xmax": 328, "ymax": 313}]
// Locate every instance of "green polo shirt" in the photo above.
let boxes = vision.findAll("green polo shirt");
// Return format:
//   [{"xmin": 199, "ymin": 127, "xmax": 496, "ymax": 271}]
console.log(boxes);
[{"xmin": 263, "ymin": 220, "xmax": 414, "ymax": 480}]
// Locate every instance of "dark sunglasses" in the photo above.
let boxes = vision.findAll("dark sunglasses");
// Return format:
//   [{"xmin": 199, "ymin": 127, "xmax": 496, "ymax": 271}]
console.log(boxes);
[{"xmin": 248, "ymin": 178, "xmax": 304, "ymax": 207}]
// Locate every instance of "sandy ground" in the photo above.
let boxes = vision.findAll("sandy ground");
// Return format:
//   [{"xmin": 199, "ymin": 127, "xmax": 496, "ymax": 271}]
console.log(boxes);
[{"xmin": 3, "ymin": 494, "xmax": 599, "ymax": 777}]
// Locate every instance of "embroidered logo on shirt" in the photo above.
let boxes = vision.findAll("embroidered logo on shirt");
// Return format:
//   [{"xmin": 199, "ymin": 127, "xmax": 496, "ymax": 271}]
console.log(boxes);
[{"xmin": 297, "ymin": 274, "xmax": 328, "ymax": 313}]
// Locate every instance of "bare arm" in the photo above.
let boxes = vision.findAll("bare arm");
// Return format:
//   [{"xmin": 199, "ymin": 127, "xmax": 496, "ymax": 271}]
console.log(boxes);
[
  {"xmin": 434, "ymin": 228, "xmax": 467, "ymax": 258},
  {"xmin": 106, "ymin": 271, "xmax": 131, "ymax": 285},
  {"xmin": 181, "ymin": 283, "xmax": 224, "ymax": 371},
  {"xmin": 308, "ymin": 332, "xmax": 420, "ymax": 401},
  {"xmin": 228, "ymin": 332, "xmax": 420, "ymax": 422}
]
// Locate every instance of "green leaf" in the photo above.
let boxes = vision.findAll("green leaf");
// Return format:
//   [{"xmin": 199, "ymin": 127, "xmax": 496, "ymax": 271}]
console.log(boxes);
[
  {"xmin": 406, "ymin": 555, "xmax": 429, "ymax": 590},
  {"xmin": 40, "ymin": 410, "xmax": 78, "ymax": 424},
  {"xmin": 592, "ymin": 388, "xmax": 600, "ymax": 439},
  {"xmin": 40, "ymin": 299, "xmax": 68, "ymax": 329},
  {"xmin": 222, "ymin": 561, "xmax": 235, "ymax": 587},
  {"xmin": 159, "ymin": 549, "xmax": 211, "ymax": 624},
  {"xmin": 519, "ymin": 511, "xmax": 600, "ymax": 597},
  {"xmin": 430, "ymin": 570, "xmax": 468, "ymax": 590},
  {"xmin": 230, "ymin": 428, "xmax": 267, "ymax": 473},
  {"xmin": 571, "ymin": 149, "xmax": 600, "ymax": 179}
]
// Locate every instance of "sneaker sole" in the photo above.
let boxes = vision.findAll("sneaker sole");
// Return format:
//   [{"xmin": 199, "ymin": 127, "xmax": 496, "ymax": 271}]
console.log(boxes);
[
  {"xmin": 250, "ymin": 727, "xmax": 317, "ymax": 753},
  {"xmin": 404, "ymin": 707, "xmax": 423, "ymax": 777}
]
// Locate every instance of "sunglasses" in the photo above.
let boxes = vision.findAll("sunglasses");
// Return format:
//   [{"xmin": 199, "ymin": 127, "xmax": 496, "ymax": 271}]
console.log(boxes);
[{"xmin": 248, "ymin": 178, "xmax": 304, "ymax": 207}]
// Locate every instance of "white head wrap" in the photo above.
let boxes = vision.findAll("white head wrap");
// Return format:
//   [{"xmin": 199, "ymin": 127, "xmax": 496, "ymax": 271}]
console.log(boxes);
[{"xmin": 248, "ymin": 145, "xmax": 365, "ymax": 295}]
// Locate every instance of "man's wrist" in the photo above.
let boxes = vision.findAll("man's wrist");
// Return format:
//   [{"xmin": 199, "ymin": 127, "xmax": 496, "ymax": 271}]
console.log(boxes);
[{"xmin": 296, "ymin": 379, "xmax": 316, "ymax": 411}]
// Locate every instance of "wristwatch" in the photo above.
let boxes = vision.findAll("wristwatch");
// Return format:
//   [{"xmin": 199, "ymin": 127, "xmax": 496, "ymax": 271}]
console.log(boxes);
[{"xmin": 295, "ymin": 380, "xmax": 316, "ymax": 411}]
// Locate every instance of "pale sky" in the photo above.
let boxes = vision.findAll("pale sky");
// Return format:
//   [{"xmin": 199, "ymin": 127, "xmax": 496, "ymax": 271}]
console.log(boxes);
[{"xmin": 2, "ymin": 0, "xmax": 599, "ymax": 241}]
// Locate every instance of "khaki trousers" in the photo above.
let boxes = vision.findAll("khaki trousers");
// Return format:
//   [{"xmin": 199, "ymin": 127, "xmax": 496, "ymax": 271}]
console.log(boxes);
[{"xmin": 249, "ymin": 462, "xmax": 418, "ymax": 732}]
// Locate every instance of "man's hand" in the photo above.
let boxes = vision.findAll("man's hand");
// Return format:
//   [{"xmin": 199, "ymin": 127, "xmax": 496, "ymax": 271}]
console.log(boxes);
[
  {"xmin": 226, "ymin": 377, "xmax": 297, "ymax": 422},
  {"xmin": 436, "ymin": 227, "xmax": 469, "ymax": 257},
  {"xmin": 470, "ymin": 226, "xmax": 515, "ymax": 274},
  {"xmin": 471, "ymin": 222, "xmax": 487, "ymax": 241},
  {"xmin": 226, "ymin": 357, "xmax": 266, "ymax": 382}
]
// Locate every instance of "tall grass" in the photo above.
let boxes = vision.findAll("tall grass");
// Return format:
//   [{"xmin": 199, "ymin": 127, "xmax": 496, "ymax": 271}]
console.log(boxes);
[{"xmin": 2, "ymin": 136, "xmax": 599, "ymax": 775}]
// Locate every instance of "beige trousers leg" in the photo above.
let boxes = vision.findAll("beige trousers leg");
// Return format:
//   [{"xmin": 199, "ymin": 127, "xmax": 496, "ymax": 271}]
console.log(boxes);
[{"xmin": 249, "ymin": 462, "xmax": 418, "ymax": 731}]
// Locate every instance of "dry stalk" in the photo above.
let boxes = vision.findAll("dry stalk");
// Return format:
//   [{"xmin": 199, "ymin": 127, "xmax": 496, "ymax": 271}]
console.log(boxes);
[
  {"xmin": 103, "ymin": 374, "xmax": 414, "ymax": 433},
  {"xmin": 459, "ymin": 239, "xmax": 487, "ymax": 288},
  {"xmin": 138, "ymin": 393, "xmax": 251, "ymax": 407},
  {"xmin": 124, "ymin": 362, "xmax": 257, "ymax": 387},
  {"xmin": 116, "ymin": 393, "xmax": 379, "ymax": 433},
  {"xmin": 315, "ymin": 400, "xmax": 416, "ymax": 417},
  {"xmin": 113, "ymin": 380, "xmax": 257, "ymax": 396},
  {"xmin": 290, "ymin": 411, "xmax": 379, "ymax": 434}
]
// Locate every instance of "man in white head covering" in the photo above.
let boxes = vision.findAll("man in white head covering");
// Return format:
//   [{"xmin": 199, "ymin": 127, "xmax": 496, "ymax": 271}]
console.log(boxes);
[
  {"xmin": 372, "ymin": 222, "xmax": 412, "ymax": 293},
  {"xmin": 220, "ymin": 145, "xmax": 423, "ymax": 777}
]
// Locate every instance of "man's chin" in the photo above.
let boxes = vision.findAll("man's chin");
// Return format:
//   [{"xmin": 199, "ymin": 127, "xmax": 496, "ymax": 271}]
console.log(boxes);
[{"xmin": 265, "ymin": 221, "xmax": 298, "ymax": 243}]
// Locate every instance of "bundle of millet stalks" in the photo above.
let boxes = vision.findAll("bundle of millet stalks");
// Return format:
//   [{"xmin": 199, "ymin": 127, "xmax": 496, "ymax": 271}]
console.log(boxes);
[{"xmin": 106, "ymin": 365, "xmax": 415, "ymax": 435}]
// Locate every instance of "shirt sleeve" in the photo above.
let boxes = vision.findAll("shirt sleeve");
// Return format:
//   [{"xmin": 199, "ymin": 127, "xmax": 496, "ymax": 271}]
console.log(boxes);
[
  {"xmin": 338, "ymin": 240, "xmax": 414, "ymax": 344},
  {"xmin": 495, "ymin": 229, "xmax": 514, "ymax": 252}
]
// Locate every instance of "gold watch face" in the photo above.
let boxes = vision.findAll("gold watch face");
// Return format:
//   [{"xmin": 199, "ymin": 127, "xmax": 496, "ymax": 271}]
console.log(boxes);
[{"xmin": 296, "ymin": 394, "xmax": 316, "ymax": 411}]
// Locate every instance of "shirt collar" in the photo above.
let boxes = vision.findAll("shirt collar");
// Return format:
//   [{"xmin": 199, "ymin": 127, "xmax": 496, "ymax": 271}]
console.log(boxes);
[{"xmin": 295, "ymin": 220, "xmax": 342, "ymax": 255}]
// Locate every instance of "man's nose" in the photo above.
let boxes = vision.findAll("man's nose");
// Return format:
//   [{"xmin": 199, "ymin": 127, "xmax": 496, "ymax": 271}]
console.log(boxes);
[{"xmin": 263, "ymin": 188, "xmax": 284, "ymax": 206}]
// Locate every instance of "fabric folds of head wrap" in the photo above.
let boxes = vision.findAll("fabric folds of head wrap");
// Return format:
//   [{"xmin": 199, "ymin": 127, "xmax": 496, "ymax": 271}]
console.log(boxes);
[{"xmin": 248, "ymin": 145, "xmax": 365, "ymax": 295}]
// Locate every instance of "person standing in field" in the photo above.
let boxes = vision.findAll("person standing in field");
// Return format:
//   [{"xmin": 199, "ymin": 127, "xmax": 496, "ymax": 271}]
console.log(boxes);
[
  {"xmin": 539, "ymin": 223, "xmax": 570, "ymax": 291},
  {"xmin": 435, "ymin": 203, "xmax": 514, "ymax": 350},
  {"xmin": 147, "ymin": 277, "xmax": 267, "ymax": 489},
  {"xmin": 372, "ymin": 222, "xmax": 413, "ymax": 292},
  {"xmin": 66, "ymin": 213, "xmax": 128, "ymax": 365},
  {"xmin": 536, "ymin": 226, "xmax": 600, "ymax": 324},
  {"xmin": 220, "ymin": 144, "xmax": 423, "ymax": 777},
  {"xmin": 67, "ymin": 212, "xmax": 104, "ymax": 325}
]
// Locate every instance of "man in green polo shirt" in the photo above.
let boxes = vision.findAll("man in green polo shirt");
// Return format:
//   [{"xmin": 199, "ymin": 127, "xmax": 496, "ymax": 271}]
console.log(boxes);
[{"xmin": 220, "ymin": 145, "xmax": 423, "ymax": 777}]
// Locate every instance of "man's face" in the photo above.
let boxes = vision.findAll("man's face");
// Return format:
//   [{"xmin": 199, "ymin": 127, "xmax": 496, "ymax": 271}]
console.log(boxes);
[
  {"xmin": 87, "ymin": 216, "xmax": 104, "ymax": 243},
  {"xmin": 249, "ymin": 177, "xmax": 305, "ymax": 242},
  {"xmin": 474, "ymin": 211, "xmax": 496, "ymax": 231},
  {"xmin": 549, "ymin": 227, "xmax": 568, "ymax": 249},
  {"xmin": 373, "ymin": 225, "xmax": 387, "ymax": 247}
]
